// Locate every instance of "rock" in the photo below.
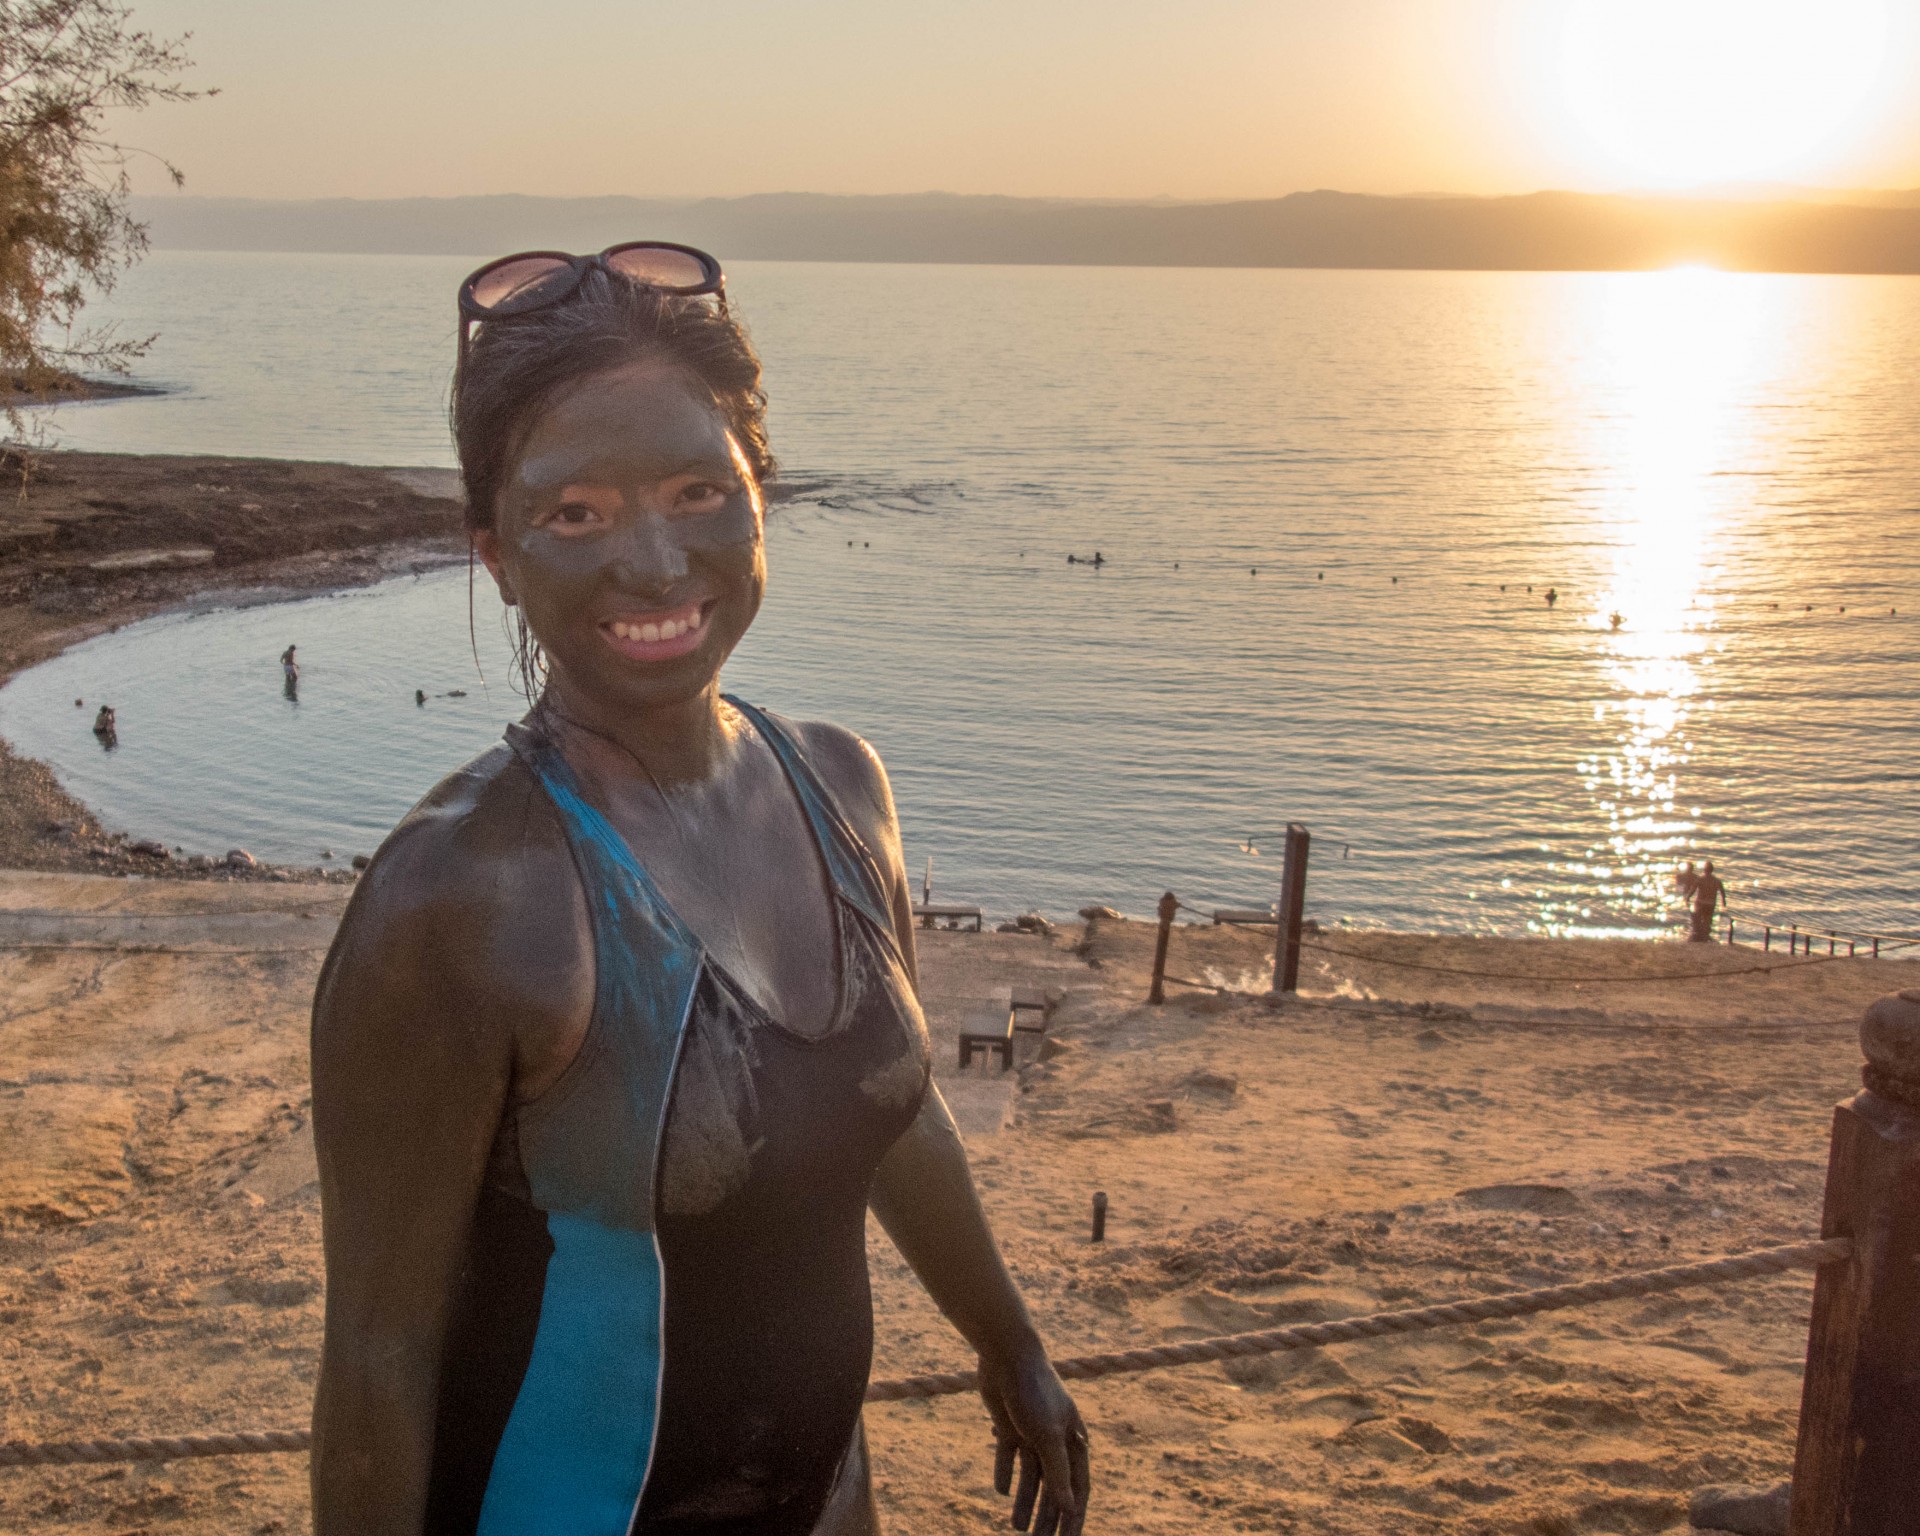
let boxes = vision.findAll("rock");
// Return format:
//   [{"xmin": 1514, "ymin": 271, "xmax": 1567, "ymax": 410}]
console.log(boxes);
[
  {"xmin": 350, "ymin": 854, "xmax": 370, "ymax": 871},
  {"xmin": 1182, "ymin": 1070, "xmax": 1239, "ymax": 1101},
  {"xmin": 225, "ymin": 848, "xmax": 257, "ymax": 869},
  {"xmin": 1036, "ymin": 1037, "xmax": 1073, "ymax": 1062},
  {"xmin": 225, "ymin": 1274, "xmax": 317, "ymax": 1308},
  {"xmin": 1079, "ymin": 905, "xmax": 1123, "ymax": 921},
  {"xmin": 1688, "ymin": 1481, "xmax": 1789, "ymax": 1536},
  {"xmin": 1013, "ymin": 912, "xmax": 1056, "ymax": 937},
  {"xmin": 185, "ymin": 854, "xmax": 214, "ymax": 870},
  {"xmin": 319, "ymin": 849, "xmax": 333, "ymax": 860},
  {"xmin": 1458, "ymin": 1183, "xmax": 1580, "ymax": 1215},
  {"xmin": 996, "ymin": 921, "xmax": 1022, "ymax": 933},
  {"xmin": 128, "ymin": 839, "xmax": 170, "ymax": 859},
  {"xmin": 1142, "ymin": 1099, "xmax": 1178, "ymax": 1131}
]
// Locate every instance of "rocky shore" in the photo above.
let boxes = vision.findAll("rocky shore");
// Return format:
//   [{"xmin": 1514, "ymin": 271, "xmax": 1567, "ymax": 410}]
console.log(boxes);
[{"xmin": 0, "ymin": 448, "xmax": 467, "ymax": 880}]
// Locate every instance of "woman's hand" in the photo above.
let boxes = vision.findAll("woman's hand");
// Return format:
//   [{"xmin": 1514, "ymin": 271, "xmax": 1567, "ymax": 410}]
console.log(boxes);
[{"xmin": 979, "ymin": 1345, "xmax": 1089, "ymax": 1535}]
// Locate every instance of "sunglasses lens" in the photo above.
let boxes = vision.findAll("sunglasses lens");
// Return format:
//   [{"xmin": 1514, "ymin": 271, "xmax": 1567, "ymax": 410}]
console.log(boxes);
[
  {"xmin": 604, "ymin": 245, "xmax": 717, "ymax": 292},
  {"xmin": 469, "ymin": 256, "xmax": 577, "ymax": 314}
]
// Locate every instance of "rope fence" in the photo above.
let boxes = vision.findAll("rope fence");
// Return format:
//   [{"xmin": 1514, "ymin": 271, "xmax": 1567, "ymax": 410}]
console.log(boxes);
[
  {"xmin": 0, "ymin": 1238, "xmax": 1848, "ymax": 1469},
  {"xmin": 1164, "ymin": 895, "xmax": 1907, "ymax": 989}
]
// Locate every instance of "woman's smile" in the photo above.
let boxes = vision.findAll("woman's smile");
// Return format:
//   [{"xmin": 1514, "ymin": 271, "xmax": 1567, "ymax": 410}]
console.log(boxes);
[{"xmin": 599, "ymin": 598, "xmax": 712, "ymax": 661}]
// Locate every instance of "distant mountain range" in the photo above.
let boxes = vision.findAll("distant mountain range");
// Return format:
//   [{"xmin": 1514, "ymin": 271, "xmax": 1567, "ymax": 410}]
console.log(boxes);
[{"xmin": 128, "ymin": 189, "xmax": 1920, "ymax": 274}]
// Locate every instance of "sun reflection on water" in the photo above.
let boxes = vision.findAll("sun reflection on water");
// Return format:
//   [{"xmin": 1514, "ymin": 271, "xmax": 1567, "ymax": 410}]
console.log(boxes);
[{"xmin": 1546, "ymin": 269, "xmax": 1781, "ymax": 936}]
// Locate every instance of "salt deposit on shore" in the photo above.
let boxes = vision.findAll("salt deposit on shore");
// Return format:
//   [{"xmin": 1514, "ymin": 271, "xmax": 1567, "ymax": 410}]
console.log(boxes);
[{"xmin": 2, "ymin": 873, "xmax": 1908, "ymax": 1535}]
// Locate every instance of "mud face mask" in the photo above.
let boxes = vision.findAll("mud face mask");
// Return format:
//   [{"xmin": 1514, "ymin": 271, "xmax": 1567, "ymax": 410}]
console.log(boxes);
[{"xmin": 455, "ymin": 241, "xmax": 725, "ymax": 368}]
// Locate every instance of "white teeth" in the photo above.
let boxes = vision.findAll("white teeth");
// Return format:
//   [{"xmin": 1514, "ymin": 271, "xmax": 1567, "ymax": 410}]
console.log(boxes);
[{"xmin": 609, "ymin": 608, "xmax": 703, "ymax": 646}]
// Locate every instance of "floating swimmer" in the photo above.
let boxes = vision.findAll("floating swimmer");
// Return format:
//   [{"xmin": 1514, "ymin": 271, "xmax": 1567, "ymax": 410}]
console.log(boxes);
[
  {"xmin": 415, "ymin": 689, "xmax": 426, "ymax": 706},
  {"xmin": 1609, "ymin": 612, "xmax": 1624, "ymax": 631},
  {"xmin": 1545, "ymin": 587, "xmax": 1558, "ymax": 607}
]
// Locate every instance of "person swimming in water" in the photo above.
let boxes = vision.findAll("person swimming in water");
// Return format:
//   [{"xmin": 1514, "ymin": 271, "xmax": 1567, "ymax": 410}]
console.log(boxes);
[
  {"xmin": 91, "ymin": 704, "xmax": 116, "ymax": 746},
  {"xmin": 311, "ymin": 244, "xmax": 1088, "ymax": 1536}
]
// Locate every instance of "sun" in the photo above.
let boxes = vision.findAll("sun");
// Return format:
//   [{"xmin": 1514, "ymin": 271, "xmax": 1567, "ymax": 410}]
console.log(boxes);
[{"xmin": 1557, "ymin": 0, "xmax": 1892, "ymax": 189}]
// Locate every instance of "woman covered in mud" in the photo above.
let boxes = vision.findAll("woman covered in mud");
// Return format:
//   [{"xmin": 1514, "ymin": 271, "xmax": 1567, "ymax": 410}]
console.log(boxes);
[{"xmin": 308, "ymin": 244, "xmax": 1089, "ymax": 1536}]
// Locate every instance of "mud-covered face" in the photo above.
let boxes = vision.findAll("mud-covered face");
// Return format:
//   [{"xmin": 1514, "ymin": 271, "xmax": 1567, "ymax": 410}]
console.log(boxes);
[{"xmin": 477, "ymin": 361, "xmax": 766, "ymax": 716}]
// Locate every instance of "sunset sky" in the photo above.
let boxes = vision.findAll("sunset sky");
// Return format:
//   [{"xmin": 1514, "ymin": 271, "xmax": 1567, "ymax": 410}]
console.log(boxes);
[{"xmin": 116, "ymin": 0, "xmax": 1920, "ymax": 202}]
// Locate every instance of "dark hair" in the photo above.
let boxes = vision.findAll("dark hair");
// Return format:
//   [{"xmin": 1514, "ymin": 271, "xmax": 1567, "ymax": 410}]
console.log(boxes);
[{"xmin": 451, "ymin": 268, "xmax": 775, "ymax": 533}]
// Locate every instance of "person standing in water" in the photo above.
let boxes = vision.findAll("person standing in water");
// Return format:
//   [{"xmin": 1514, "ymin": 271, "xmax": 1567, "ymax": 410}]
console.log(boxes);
[
  {"xmin": 310, "ymin": 244, "xmax": 1088, "ymax": 1536},
  {"xmin": 1689, "ymin": 859, "xmax": 1727, "ymax": 942},
  {"xmin": 91, "ymin": 704, "xmax": 116, "ymax": 748}
]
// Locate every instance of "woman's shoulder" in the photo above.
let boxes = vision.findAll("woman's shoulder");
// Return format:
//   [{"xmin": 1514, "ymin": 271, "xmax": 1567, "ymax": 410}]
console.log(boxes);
[
  {"xmin": 766, "ymin": 713, "xmax": 901, "ymax": 860},
  {"xmin": 328, "ymin": 741, "xmax": 582, "ymax": 974}
]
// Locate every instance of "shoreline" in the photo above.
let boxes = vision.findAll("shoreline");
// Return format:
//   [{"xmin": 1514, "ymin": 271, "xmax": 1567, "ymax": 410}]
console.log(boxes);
[{"xmin": 0, "ymin": 447, "xmax": 468, "ymax": 882}]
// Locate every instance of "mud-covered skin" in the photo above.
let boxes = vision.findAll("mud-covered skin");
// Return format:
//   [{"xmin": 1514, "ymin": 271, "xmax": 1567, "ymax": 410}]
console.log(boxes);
[{"xmin": 311, "ymin": 361, "xmax": 1089, "ymax": 1535}]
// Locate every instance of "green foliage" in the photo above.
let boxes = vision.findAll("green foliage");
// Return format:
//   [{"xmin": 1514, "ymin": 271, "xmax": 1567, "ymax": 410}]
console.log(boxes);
[{"xmin": 0, "ymin": 0, "xmax": 206, "ymax": 407}]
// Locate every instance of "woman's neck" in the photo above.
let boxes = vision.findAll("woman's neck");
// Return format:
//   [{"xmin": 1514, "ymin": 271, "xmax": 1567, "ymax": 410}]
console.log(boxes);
[{"xmin": 537, "ymin": 674, "xmax": 736, "ymax": 788}]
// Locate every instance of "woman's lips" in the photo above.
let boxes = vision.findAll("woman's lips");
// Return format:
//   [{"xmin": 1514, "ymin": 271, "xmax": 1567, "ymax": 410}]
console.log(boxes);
[{"xmin": 599, "ymin": 600, "xmax": 710, "ymax": 662}]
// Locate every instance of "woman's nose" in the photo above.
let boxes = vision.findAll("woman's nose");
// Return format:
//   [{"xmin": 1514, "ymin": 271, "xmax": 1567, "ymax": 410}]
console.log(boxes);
[{"xmin": 607, "ymin": 512, "xmax": 688, "ymax": 591}]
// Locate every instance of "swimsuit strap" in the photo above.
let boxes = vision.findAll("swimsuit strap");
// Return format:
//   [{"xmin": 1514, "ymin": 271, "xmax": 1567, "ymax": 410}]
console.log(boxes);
[
  {"xmin": 505, "ymin": 722, "xmax": 703, "ymax": 1234},
  {"xmin": 724, "ymin": 697, "xmax": 898, "ymax": 939}
]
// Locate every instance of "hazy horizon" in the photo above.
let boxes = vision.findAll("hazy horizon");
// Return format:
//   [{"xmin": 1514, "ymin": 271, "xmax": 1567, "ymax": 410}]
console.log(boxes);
[{"xmin": 108, "ymin": 1, "xmax": 1920, "ymax": 206}]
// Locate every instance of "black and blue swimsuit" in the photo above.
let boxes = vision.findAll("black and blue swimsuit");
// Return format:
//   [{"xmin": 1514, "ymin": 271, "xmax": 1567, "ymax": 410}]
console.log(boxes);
[{"xmin": 424, "ymin": 701, "xmax": 931, "ymax": 1535}]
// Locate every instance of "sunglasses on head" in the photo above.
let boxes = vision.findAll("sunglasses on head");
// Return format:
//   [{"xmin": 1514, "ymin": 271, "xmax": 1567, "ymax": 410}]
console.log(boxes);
[{"xmin": 455, "ymin": 241, "xmax": 725, "ymax": 366}]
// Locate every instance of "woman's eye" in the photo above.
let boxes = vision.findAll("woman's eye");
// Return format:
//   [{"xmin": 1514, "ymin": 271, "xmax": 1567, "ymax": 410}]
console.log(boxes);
[
  {"xmin": 548, "ymin": 502, "xmax": 602, "ymax": 528},
  {"xmin": 678, "ymin": 482, "xmax": 730, "ymax": 510}
]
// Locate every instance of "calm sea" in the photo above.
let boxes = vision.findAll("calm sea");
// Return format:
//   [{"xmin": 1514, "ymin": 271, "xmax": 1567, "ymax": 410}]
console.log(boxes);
[{"xmin": 3, "ymin": 251, "xmax": 1916, "ymax": 935}]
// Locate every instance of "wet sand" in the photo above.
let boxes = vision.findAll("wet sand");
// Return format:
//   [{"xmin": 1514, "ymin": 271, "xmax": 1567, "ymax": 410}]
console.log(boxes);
[{"xmin": 1, "ymin": 880, "xmax": 1907, "ymax": 1535}]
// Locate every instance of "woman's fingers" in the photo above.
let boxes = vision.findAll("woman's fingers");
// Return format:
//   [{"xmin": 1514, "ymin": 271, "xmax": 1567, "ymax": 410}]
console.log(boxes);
[
  {"xmin": 1067, "ymin": 1417, "xmax": 1090, "ymax": 1535},
  {"xmin": 1034, "ymin": 1416, "xmax": 1080, "ymax": 1532},
  {"xmin": 993, "ymin": 1430, "xmax": 1017, "ymax": 1496},
  {"xmin": 1012, "ymin": 1446, "xmax": 1041, "ymax": 1530}
]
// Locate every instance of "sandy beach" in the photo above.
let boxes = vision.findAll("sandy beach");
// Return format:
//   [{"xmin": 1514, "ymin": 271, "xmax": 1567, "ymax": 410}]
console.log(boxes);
[{"xmin": 1, "ymin": 873, "xmax": 1907, "ymax": 1535}]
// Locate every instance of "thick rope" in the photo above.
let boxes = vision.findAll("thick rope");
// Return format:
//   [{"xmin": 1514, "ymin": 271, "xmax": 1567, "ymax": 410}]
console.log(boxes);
[
  {"xmin": 864, "ymin": 1237, "xmax": 1846, "ymax": 1400},
  {"xmin": 0, "ymin": 1238, "xmax": 1847, "ymax": 1467}
]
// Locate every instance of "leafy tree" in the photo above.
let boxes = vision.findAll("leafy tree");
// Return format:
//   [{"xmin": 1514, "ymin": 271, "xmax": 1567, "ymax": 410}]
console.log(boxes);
[{"xmin": 0, "ymin": 0, "xmax": 206, "ymax": 414}]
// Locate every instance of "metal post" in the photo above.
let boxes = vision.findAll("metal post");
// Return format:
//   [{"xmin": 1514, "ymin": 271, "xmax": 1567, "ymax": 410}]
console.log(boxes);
[
  {"xmin": 1765, "ymin": 925, "xmax": 1773, "ymax": 952},
  {"xmin": 1830, "ymin": 933, "xmax": 1838, "ymax": 957},
  {"xmin": 1274, "ymin": 823, "xmax": 1310, "ymax": 994},
  {"xmin": 1148, "ymin": 891, "xmax": 1177, "ymax": 1005},
  {"xmin": 1792, "ymin": 926, "xmax": 1800, "ymax": 956},
  {"xmin": 1726, "ymin": 915, "xmax": 1734, "ymax": 945},
  {"xmin": 1874, "ymin": 938, "xmax": 1880, "ymax": 959},
  {"xmin": 1090, "ymin": 1191, "xmax": 1108, "ymax": 1243},
  {"xmin": 1789, "ymin": 990, "xmax": 1920, "ymax": 1535}
]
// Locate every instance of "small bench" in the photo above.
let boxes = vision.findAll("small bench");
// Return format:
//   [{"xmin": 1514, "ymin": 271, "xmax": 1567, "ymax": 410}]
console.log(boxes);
[
  {"xmin": 957, "ymin": 1002, "xmax": 1015, "ymax": 1070},
  {"xmin": 1212, "ymin": 907, "xmax": 1278, "ymax": 927},
  {"xmin": 915, "ymin": 902, "xmax": 984, "ymax": 932}
]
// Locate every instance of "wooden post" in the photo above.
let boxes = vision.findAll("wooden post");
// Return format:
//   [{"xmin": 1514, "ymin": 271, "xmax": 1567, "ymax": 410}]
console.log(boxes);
[
  {"xmin": 1091, "ymin": 1191, "xmax": 1108, "ymax": 1242},
  {"xmin": 1273, "ymin": 823, "xmax": 1310, "ymax": 994},
  {"xmin": 1788, "ymin": 989, "xmax": 1920, "ymax": 1536},
  {"xmin": 1766, "ymin": 924, "xmax": 1773, "ymax": 952},
  {"xmin": 1148, "ymin": 891, "xmax": 1177, "ymax": 1005}
]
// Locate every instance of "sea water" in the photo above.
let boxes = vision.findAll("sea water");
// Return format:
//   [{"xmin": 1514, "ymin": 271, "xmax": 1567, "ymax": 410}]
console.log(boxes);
[{"xmin": 2, "ymin": 252, "xmax": 1916, "ymax": 934}]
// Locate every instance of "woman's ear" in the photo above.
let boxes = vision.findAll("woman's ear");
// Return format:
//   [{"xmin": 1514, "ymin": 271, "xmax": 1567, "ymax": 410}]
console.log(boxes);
[{"xmin": 472, "ymin": 529, "xmax": 517, "ymax": 607}]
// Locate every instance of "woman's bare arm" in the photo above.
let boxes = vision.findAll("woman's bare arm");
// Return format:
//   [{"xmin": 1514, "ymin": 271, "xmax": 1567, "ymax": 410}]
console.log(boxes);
[
  {"xmin": 309, "ymin": 774, "xmax": 590, "ymax": 1535},
  {"xmin": 801, "ymin": 721, "xmax": 1089, "ymax": 1536}
]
